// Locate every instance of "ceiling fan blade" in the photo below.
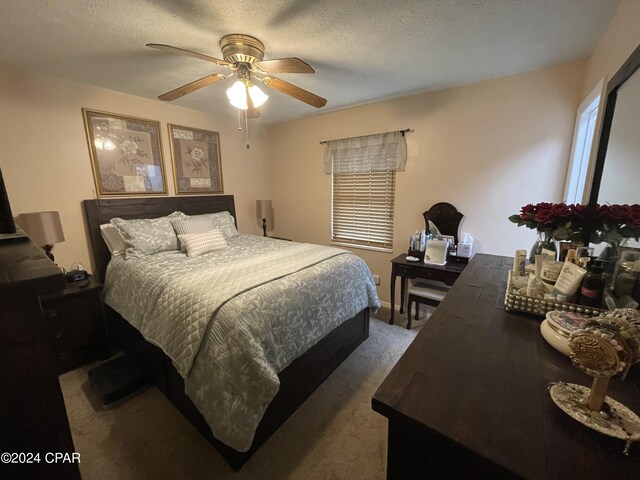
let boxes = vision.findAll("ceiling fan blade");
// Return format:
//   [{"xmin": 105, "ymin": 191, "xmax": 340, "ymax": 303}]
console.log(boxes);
[
  {"xmin": 147, "ymin": 43, "xmax": 232, "ymax": 68},
  {"xmin": 262, "ymin": 76, "xmax": 326, "ymax": 108},
  {"xmin": 158, "ymin": 73, "xmax": 226, "ymax": 101},
  {"xmin": 255, "ymin": 58, "xmax": 314, "ymax": 74}
]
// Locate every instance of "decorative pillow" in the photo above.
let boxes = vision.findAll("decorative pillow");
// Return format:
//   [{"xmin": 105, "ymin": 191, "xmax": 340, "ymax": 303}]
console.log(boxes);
[
  {"xmin": 178, "ymin": 229, "xmax": 228, "ymax": 257},
  {"xmin": 179, "ymin": 212, "xmax": 239, "ymax": 240},
  {"xmin": 110, "ymin": 211, "xmax": 185, "ymax": 257},
  {"xmin": 171, "ymin": 216, "xmax": 219, "ymax": 251},
  {"xmin": 99, "ymin": 223, "xmax": 127, "ymax": 257}
]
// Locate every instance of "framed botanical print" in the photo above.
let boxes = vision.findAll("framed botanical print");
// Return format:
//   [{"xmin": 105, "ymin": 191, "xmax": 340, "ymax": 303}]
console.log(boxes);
[
  {"xmin": 167, "ymin": 124, "xmax": 224, "ymax": 194},
  {"xmin": 82, "ymin": 109, "xmax": 167, "ymax": 196}
]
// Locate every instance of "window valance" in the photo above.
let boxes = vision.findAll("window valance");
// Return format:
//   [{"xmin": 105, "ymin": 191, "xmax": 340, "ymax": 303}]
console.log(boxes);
[{"xmin": 323, "ymin": 131, "xmax": 407, "ymax": 174}]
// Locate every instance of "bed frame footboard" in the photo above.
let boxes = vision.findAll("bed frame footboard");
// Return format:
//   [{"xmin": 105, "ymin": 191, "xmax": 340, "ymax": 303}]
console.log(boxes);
[{"xmin": 106, "ymin": 306, "xmax": 369, "ymax": 469}]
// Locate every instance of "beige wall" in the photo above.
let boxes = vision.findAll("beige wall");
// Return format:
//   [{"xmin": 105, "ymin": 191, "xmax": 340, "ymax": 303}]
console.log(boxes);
[
  {"xmin": 267, "ymin": 60, "xmax": 587, "ymax": 305},
  {"xmin": 582, "ymin": 0, "xmax": 640, "ymax": 95},
  {"xmin": 0, "ymin": 63, "xmax": 271, "ymax": 273}
]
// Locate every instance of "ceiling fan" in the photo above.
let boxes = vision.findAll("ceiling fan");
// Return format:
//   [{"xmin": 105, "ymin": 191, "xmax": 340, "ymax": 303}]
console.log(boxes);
[{"xmin": 147, "ymin": 34, "xmax": 327, "ymax": 118}]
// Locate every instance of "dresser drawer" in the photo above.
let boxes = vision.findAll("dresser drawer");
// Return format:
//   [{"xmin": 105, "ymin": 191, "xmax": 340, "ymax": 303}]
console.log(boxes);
[
  {"xmin": 39, "ymin": 278, "xmax": 108, "ymax": 374},
  {"xmin": 394, "ymin": 264, "xmax": 413, "ymax": 277},
  {"xmin": 396, "ymin": 263, "xmax": 461, "ymax": 286},
  {"xmin": 42, "ymin": 294, "xmax": 99, "ymax": 326},
  {"xmin": 47, "ymin": 319, "xmax": 96, "ymax": 351}
]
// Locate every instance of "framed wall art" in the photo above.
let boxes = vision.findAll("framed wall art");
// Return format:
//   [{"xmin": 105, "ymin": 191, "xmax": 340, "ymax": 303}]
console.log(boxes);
[
  {"xmin": 167, "ymin": 124, "xmax": 224, "ymax": 195},
  {"xmin": 82, "ymin": 109, "xmax": 167, "ymax": 196}
]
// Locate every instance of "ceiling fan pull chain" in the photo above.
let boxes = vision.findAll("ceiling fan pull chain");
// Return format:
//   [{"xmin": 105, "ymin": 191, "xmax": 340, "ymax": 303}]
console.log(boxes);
[
  {"xmin": 245, "ymin": 110, "xmax": 250, "ymax": 149},
  {"xmin": 237, "ymin": 108, "xmax": 242, "ymax": 130}
]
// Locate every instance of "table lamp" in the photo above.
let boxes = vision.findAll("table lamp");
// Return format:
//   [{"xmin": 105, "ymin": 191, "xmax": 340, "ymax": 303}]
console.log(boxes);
[
  {"xmin": 15, "ymin": 211, "xmax": 65, "ymax": 261},
  {"xmin": 256, "ymin": 200, "xmax": 272, "ymax": 237}
]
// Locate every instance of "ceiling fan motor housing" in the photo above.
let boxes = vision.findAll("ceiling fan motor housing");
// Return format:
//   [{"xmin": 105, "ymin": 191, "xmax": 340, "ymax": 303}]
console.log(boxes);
[{"xmin": 220, "ymin": 34, "xmax": 265, "ymax": 64}]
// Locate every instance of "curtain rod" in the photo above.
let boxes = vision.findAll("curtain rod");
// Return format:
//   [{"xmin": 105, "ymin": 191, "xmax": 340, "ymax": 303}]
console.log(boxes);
[{"xmin": 319, "ymin": 128, "xmax": 413, "ymax": 145}]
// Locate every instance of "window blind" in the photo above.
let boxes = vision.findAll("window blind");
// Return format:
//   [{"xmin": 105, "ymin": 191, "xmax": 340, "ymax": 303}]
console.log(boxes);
[
  {"xmin": 332, "ymin": 169, "xmax": 396, "ymax": 250},
  {"xmin": 326, "ymin": 131, "xmax": 404, "ymax": 251}
]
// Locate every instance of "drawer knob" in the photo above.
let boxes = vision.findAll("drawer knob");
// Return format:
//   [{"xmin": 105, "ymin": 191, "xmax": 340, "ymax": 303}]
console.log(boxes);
[{"xmin": 54, "ymin": 330, "xmax": 64, "ymax": 339}]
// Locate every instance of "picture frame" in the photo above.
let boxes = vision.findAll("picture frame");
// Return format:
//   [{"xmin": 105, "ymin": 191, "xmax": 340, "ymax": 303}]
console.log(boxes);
[
  {"xmin": 82, "ymin": 109, "xmax": 167, "ymax": 196},
  {"xmin": 167, "ymin": 124, "xmax": 224, "ymax": 195}
]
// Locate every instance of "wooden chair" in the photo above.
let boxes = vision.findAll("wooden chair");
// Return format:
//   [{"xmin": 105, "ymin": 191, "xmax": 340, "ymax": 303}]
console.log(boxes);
[{"xmin": 406, "ymin": 202, "xmax": 463, "ymax": 329}]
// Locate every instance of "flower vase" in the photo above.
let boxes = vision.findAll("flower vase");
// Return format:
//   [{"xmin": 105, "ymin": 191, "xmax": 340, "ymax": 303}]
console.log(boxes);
[
  {"xmin": 598, "ymin": 238, "xmax": 629, "ymax": 290},
  {"xmin": 529, "ymin": 233, "xmax": 556, "ymax": 264}
]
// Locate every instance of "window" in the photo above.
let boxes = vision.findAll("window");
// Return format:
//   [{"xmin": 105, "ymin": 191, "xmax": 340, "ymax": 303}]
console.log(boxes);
[
  {"xmin": 324, "ymin": 131, "xmax": 406, "ymax": 252},
  {"xmin": 332, "ymin": 169, "xmax": 396, "ymax": 251},
  {"xmin": 563, "ymin": 78, "xmax": 606, "ymax": 204}
]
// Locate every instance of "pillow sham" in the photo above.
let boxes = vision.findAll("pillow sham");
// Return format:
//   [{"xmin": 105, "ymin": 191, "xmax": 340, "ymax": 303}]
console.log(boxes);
[
  {"xmin": 99, "ymin": 223, "xmax": 127, "ymax": 257},
  {"xmin": 179, "ymin": 211, "xmax": 239, "ymax": 240},
  {"xmin": 110, "ymin": 211, "xmax": 185, "ymax": 257},
  {"xmin": 178, "ymin": 229, "xmax": 228, "ymax": 257}
]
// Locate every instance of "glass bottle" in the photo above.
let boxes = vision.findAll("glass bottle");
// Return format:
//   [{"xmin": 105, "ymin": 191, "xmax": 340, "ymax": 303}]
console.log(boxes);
[{"xmin": 579, "ymin": 261, "xmax": 605, "ymax": 308}]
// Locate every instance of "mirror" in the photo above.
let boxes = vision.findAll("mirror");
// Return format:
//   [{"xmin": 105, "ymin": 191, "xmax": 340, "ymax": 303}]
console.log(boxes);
[
  {"xmin": 589, "ymin": 46, "xmax": 640, "ymax": 210},
  {"xmin": 597, "ymin": 69, "xmax": 640, "ymax": 205},
  {"xmin": 587, "ymin": 43, "xmax": 640, "ymax": 244}
]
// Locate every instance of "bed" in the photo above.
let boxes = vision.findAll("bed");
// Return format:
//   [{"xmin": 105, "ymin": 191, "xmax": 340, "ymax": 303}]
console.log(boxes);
[{"xmin": 82, "ymin": 195, "xmax": 378, "ymax": 469}]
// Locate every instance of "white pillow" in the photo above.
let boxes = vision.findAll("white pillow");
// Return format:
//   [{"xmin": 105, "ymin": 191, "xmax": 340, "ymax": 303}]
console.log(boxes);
[
  {"xmin": 178, "ymin": 229, "xmax": 228, "ymax": 257},
  {"xmin": 100, "ymin": 224, "xmax": 127, "ymax": 257}
]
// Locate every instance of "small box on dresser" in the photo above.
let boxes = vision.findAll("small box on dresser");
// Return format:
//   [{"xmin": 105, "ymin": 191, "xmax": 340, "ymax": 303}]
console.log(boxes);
[{"xmin": 40, "ymin": 276, "xmax": 109, "ymax": 374}]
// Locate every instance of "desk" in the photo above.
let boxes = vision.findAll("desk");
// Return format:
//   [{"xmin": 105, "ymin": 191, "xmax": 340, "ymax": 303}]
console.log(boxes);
[
  {"xmin": 374, "ymin": 254, "xmax": 640, "ymax": 480},
  {"xmin": 389, "ymin": 253, "xmax": 466, "ymax": 324}
]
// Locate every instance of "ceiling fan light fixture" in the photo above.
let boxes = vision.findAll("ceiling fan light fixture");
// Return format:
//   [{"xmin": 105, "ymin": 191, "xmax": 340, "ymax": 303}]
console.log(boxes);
[
  {"xmin": 249, "ymin": 84, "xmax": 268, "ymax": 108},
  {"xmin": 227, "ymin": 80, "xmax": 248, "ymax": 109},
  {"xmin": 150, "ymin": 34, "xmax": 326, "ymax": 116}
]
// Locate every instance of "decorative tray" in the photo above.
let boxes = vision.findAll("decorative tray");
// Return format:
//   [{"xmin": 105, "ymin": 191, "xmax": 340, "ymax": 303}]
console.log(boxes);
[{"xmin": 504, "ymin": 270, "xmax": 604, "ymax": 318}]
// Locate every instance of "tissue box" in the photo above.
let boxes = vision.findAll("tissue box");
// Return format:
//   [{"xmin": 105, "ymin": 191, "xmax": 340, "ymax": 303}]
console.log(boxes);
[{"xmin": 457, "ymin": 242, "xmax": 473, "ymax": 258}]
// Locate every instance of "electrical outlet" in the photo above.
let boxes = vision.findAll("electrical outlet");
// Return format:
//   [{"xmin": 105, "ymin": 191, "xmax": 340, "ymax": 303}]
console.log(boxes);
[{"xmin": 372, "ymin": 274, "xmax": 380, "ymax": 285}]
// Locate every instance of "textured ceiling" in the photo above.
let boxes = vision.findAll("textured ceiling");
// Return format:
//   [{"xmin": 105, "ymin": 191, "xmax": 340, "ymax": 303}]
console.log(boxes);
[{"xmin": 0, "ymin": 0, "xmax": 619, "ymax": 124}]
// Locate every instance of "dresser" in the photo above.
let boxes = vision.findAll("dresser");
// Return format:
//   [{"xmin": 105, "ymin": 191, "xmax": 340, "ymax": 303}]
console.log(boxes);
[
  {"xmin": 374, "ymin": 254, "xmax": 640, "ymax": 479},
  {"xmin": 0, "ymin": 238, "xmax": 81, "ymax": 480}
]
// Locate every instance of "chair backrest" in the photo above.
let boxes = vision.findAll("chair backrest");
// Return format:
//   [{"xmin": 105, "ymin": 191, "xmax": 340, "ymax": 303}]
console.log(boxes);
[{"xmin": 423, "ymin": 202, "xmax": 464, "ymax": 244}]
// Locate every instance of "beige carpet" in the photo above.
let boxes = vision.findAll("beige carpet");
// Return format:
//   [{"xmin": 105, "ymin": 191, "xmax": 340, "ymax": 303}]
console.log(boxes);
[{"xmin": 59, "ymin": 310, "xmax": 427, "ymax": 480}]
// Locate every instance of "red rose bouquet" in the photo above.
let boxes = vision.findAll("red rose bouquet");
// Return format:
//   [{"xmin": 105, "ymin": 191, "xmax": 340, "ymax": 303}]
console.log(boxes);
[
  {"xmin": 508, "ymin": 202, "xmax": 586, "ymax": 242},
  {"xmin": 591, "ymin": 204, "xmax": 640, "ymax": 245},
  {"xmin": 509, "ymin": 202, "xmax": 640, "ymax": 244}
]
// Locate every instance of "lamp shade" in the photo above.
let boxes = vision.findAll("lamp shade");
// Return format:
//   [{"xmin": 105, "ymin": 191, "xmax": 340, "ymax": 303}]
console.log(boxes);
[
  {"xmin": 249, "ymin": 84, "xmax": 268, "ymax": 108},
  {"xmin": 15, "ymin": 211, "xmax": 65, "ymax": 246},
  {"xmin": 256, "ymin": 200, "xmax": 273, "ymax": 224},
  {"xmin": 227, "ymin": 80, "xmax": 248, "ymax": 110}
]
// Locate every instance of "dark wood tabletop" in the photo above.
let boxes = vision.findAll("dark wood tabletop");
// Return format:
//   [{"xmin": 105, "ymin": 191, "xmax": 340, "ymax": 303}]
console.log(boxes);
[{"xmin": 374, "ymin": 253, "xmax": 640, "ymax": 479}]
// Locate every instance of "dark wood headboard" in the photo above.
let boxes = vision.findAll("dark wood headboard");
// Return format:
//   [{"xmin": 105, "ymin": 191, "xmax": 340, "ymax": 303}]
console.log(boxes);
[{"xmin": 82, "ymin": 195, "xmax": 236, "ymax": 282}]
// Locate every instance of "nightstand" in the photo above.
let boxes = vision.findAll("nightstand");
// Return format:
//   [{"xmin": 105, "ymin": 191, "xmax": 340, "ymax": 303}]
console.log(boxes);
[{"xmin": 40, "ymin": 276, "xmax": 109, "ymax": 374}]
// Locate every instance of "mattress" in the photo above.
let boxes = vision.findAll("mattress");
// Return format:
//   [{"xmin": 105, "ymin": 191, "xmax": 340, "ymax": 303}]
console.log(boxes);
[{"xmin": 103, "ymin": 234, "xmax": 379, "ymax": 451}]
